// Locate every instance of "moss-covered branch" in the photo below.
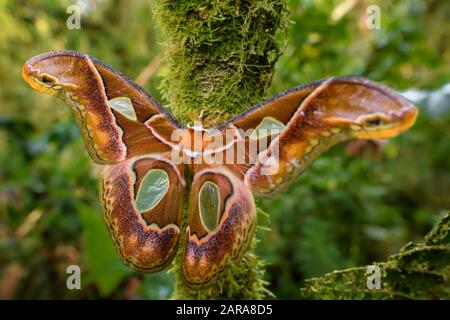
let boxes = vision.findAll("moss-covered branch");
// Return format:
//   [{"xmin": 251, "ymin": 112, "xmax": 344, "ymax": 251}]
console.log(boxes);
[
  {"xmin": 155, "ymin": 0, "xmax": 287, "ymax": 125},
  {"xmin": 155, "ymin": 0, "xmax": 287, "ymax": 299},
  {"xmin": 300, "ymin": 212, "xmax": 450, "ymax": 299}
]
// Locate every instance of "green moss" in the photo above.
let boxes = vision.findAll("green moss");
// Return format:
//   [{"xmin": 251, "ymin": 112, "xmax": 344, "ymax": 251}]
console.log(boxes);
[
  {"xmin": 169, "ymin": 236, "xmax": 274, "ymax": 300},
  {"xmin": 300, "ymin": 212, "xmax": 450, "ymax": 299},
  {"xmin": 155, "ymin": 0, "xmax": 288, "ymax": 125}
]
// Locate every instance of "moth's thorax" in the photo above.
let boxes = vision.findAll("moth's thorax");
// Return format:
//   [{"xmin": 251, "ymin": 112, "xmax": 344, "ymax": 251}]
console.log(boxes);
[{"xmin": 170, "ymin": 124, "xmax": 241, "ymax": 166}]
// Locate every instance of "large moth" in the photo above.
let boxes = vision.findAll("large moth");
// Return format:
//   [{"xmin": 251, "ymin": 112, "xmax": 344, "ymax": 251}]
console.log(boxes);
[{"xmin": 22, "ymin": 51, "xmax": 417, "ymax": 289}]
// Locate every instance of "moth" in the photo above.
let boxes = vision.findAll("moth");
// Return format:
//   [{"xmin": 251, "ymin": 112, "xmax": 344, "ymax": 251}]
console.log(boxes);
[{"xmin": 22, "ymin": 51, "xmax": 417, "ymax": 289}]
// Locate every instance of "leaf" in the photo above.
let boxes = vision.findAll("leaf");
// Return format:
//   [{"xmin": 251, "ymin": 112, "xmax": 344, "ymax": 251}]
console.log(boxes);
[
  {"xmin": 297, "ymin": 216, "xmax": 347, "ymax": 278},
  {"xmin": 78, "ymin": 203, "xmax": 132, "ymax": 297}
]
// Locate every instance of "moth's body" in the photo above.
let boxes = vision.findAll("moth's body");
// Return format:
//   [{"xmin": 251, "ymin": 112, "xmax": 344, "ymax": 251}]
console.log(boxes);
[{"xmin": 23, "ymin": 50, "xmax": 417, "ymax": 289}]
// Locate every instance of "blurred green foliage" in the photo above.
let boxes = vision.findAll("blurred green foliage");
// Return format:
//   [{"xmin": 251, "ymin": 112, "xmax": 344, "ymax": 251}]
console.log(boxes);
[
  {"xmin": 0, "ymin": 0, "xmax": 449, "ymax": 299},
  {"xmin": 300, "ymin": 212, "xmax": 450, "ymax": 299}
]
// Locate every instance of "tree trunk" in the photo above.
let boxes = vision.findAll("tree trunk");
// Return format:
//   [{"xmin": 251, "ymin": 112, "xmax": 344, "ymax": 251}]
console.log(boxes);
[{"xmin": 155, "ymin": 0, "xmax": 288, "ymax": 299}]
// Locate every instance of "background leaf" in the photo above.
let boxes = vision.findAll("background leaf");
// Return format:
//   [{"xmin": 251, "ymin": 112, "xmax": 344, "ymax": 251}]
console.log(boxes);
[{"xmin": 78, "ymin": 203, "xmax": 132, "ymax": 297}]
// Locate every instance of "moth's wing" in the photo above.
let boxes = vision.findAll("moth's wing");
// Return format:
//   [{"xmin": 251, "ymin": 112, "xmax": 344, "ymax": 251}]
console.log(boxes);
[
  {"xmin": 182, "ymin": 165, "xmax": 256, "ymax": 289},
  {"xmin": 100, "ymin": 154, "xmax": 185, "ymax": 272},
  {"xmin": 224, "ymin": 76, "xmax": 417, "ymax": 197},
  {"xmin": 23, "ymin": 50, "xmax": 181, "ymax": 164}
]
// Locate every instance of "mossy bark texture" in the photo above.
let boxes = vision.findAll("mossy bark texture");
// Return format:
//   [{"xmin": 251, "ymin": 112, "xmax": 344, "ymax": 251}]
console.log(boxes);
[
  {"xmin": 155, "ymin": 0, "xmax": 287, "ymax": 299},
  {"xmin": 301, "ymin": 212, "xmax": 450, "ymax": 299},
  {"xmin": 156, "ymin": 0, "xmax": 287, "ymax": 126}
]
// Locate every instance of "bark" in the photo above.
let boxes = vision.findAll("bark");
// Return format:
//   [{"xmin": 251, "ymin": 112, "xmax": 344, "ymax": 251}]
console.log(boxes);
[{"xmin": 155, "ymin": 0, "xmax": 288, "ymax": 299}]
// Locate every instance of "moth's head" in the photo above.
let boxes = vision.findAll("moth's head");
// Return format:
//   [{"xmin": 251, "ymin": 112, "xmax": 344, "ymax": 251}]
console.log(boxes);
[
  {"xmin": 317, "ymin": 78, "xmax": 418, "ymax": 139},
  {"xmin": 22, "ymin": 51, "xmax": 84, "ymax": 96}
]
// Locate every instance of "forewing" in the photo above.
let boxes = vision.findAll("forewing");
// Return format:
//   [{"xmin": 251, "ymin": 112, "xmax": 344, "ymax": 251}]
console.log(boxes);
[
  {"xmin": 224, "ymin": 77, "xmax": 417, "ymax": 197},
  {"xmin": 23, "ymin": 50, "xmax": 181, "ymax": 164}
]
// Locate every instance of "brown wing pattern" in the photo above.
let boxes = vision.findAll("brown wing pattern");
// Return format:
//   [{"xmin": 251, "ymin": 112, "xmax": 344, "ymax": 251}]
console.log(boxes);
[
  {"xmin": 22, "ymin": 50, "xmax": 181, "ymax": 164},
  {"xmin": 182, "ymin": 165, "xmax": 256, "ymax": 289},
  {"xmin": 100, "ymin": 154, "xmax": 185, "ymax": 273},
  {"xmin": 226, "ymin": 77, "xmax": 417, "ymax": 197},
  {"xmin": 23, "ymin": 51, "xmax": 418, "ymax": 290}
]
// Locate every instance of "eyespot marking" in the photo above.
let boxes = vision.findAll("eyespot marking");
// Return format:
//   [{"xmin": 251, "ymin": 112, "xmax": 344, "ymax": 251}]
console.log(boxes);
[
  {"xmin": 32, "ymin": 73, "xmax": 59, "ymax": 88},
  {"xmin": 366, "ymin": 118, "xmax": 381, "ymax": 126}
]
